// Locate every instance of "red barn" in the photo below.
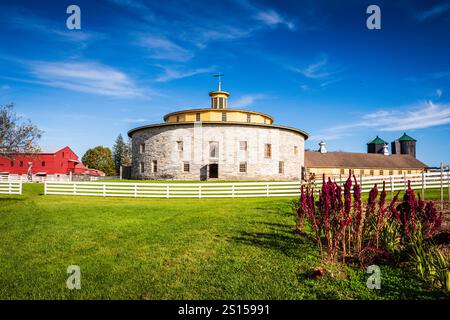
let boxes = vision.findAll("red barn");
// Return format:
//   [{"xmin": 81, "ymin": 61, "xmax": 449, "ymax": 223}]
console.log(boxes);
[{"xmin": 0, "ymin": 146, "xmax": 104, "ymax": 177}]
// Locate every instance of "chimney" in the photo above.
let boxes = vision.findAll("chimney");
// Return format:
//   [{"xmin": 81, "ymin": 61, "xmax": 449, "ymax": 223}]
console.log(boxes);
[
  {"xmin": 383, "ymin": 144, "xmax": 389, "ymax": 155},
  {"xmin": 318, "ymin": 141, "xmax": 327, "ymax": 154}
]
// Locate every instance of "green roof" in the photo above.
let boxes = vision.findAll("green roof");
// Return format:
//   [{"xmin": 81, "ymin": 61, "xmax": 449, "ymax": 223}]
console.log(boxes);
[
  {"xmin": 397, "ymin": 132, "xmax": 416, "ymax": 142},
  {"xmin": 367, "ymin": 136, "xmax": 387, "ymax": 145}
]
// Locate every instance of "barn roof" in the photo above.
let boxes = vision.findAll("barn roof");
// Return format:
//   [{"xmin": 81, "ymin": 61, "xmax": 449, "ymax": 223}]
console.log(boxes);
[
  {"xmin": 367, "ymin": 136, "xmax": 387, "ymax": 145},
  {"xmin": 305, "ymin": 151, "xmax": 428, "ymax": 169},
  {"xmin": 397, "ymin": 132, "xmax": 416, "ymax": 142}
]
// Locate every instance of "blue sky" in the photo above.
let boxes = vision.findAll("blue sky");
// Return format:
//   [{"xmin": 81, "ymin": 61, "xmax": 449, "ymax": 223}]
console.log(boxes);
[{"xmin": 0, "ymin": 0, "xmax": 449, "ymax": 166}]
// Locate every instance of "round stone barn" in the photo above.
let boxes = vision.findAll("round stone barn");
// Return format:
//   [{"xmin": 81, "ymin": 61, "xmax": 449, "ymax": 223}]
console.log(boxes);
[{"xmin": 128, "ymin": 85, "xmax": 308, "ymax": 180}]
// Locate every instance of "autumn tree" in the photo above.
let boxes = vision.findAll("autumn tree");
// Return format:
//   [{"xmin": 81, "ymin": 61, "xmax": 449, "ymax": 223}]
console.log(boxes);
[
  {"xmin": 81, "ymin": 146, "xmax": 115, "ymax": 176},
  {"xmin": 0, "ymin": 103, "xmax": 42, "ymax": 157}
]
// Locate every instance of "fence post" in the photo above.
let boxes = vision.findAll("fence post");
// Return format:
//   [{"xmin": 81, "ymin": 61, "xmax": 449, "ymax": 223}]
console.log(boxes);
[
  {"xmin": 447, "ymin": 166, "xmax": 450, "ymax": 201},
  {"xmin": 199, "ymin": 185, "xmax": 202, "ymax": 199},
  {"xmin": 232, "ymin": 184, "xmax": 235, "ymax": 198},
  {"xmin": 166, "ymin": 185, "xmax": 170, "ymax": 199},
  {"xmin": 8, "ymin": 182, "xmax": 12, "ymax": 194},
  {"xmin": 266, "ymin": 184, "xmax": 269, "ymax": 197},
  {"xmin": 440, "ymin": 163, "xmax": 444, "ymax": 212},
  {"xmin": 19, "ymin": 181, "xmax": 22, "ymax": 195},
  {"xmin": 421, "ymin": 171, "xmax": 425, "ymax": 201},
  {"xmin": 103, "ymin": 184, "xmax": 106, "ymax": 197},
  {"xmin": 134, "ymin": 184, "xmax": 137, "ymax": 197},
  {"xmin": 403, "ymin": 172, "xmax": 407, "ymax": 190},
  {"xmin": 390, "ymin": 176, "xmax": 394, "ymax": 198},
  {"xmin": 73, "ymin": 183, "xmax": 76, "ymax": 195}
]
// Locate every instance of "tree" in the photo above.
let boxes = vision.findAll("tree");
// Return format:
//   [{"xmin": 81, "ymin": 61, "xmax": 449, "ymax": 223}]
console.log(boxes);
[
  {"xmin": 112, "ymin": 134, "xmax": 131, "ymax": 175},
  {"xmin": 0, "ymin": 103, "xmax": 42, "ymax": 157},
  {"xmin": 81, "ymin": 146, "xmax": 115, "ymax": 176}
]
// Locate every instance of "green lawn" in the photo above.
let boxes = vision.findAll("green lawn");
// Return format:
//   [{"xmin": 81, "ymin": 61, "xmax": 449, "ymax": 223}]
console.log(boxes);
[{"xmin": 0, "ymin": 184, "xmax": 447, "ymax": 299}]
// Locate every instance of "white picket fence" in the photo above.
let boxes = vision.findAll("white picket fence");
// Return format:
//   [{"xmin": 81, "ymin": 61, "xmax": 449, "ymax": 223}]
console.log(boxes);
[
  {"xmin": 0, "ymin": 181, "xmax": 22, "ymax": 195},
  {"xmin": 0, "ymin": 174, "xmax": 71, "ymax": 182},
  {"xmin": 44, "ymin": 181, "xmax": 301, "ymax": 198},
  {"xmin": 43, "ymin": 171, "xmax": 450, "ymax": 199},
  {"xmin": 314, "ymin": 171, "xmax": 449, "ymax": 194}
]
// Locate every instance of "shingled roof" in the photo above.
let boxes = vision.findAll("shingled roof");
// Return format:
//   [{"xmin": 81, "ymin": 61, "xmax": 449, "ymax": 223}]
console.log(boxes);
[{"xmin": 305, "ymin": 151, "xmax": 428, "ymax": 169}]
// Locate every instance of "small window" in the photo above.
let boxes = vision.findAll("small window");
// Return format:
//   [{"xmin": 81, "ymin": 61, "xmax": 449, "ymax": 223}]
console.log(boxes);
[
  {"xmin": 10, "ymin": 161, "xmax": 14, "ymax": 167},
  {"xmin": 370, "ymin": 170, "xmax": 374, "ymax": 176},
  {"xmin": 340, "ymin": 168, "xmax": 345, "ymax": 175},
  {"xmin": 209, "ymin": 141, "xmax": 219, "ymax": 158},
  {"xmin": 177, "ymin": 141, "xmax": 183, "ymax": 151},
  {"xmin": 219, "ymin": 97, "xmax": 224, "ymax": 109},
  {"xmin": 239, "ymin": 162, "xmax": 247, "ymax": 173},
  {"xmin": 398, "ymin": 170, "xmax": 403, "ymax": 174},
  {"xmin": 389, "ymin": 170, "xmax": 394, "ymax": 175},
  {"xmin": 360, "ymin": 169, "xmax": 364, "ymax": 176},
  {"xmin": 20, "ymin": 161, "xmax": 23, "ymax": 167},
  {"xmin": 41, "ymin": 161, "xmax": 46, "ymax": 167},
  {"xmin": 196, "ymin": 113, "xmax": 200, "ymax": 121},
  {"xmin": 294, "ymin": 146, "xmax": 298, "ymax": 155},
  {"xmin": 140, "ymin": 162, "xmax": 145, "ymax": 173},
  {"xmin": 264, "ymin": 144, "xmax": 272, "ymax": 159},
  {"xmin": 62, "ymin": 152, "xmax": 65, "ymax": 158},
  {"xmin": 176, "ymin": 115, "xmax": 180, "ymax": 122},
  {"xmin": 407, "ymin": 170, "xmax": 412, "ymax": 174},
  {"xmin": 140, "ymin": 143, "xmax": 145, "ymax": 153},
  {"xmin": 279, "ymin": 161, "xmax": 284, "ymax": 174},
  {"xmin": 240, "ymin": 141, "xmax": 247, "ymax": 151},
  {"xmin": 183, "ymin": 162, "xmax": 190, "ymax": 172},
  {"xmin": 264, "ymin": 118, "xmax": 267, "ymax": 124},
  {"xmin": 246, "ymin": 114, "xmax": 251, "ymax": 123},
  {"xmin": 151, "ymin": 160, "xmax": 157, "ymax": 173},
  {"xmin": 379, "ymin": 170, "xmax": 384, "ymax": 175},
  {"xmin": 222, "ymin": 112, "xmax": 227, "ymax": 122}
]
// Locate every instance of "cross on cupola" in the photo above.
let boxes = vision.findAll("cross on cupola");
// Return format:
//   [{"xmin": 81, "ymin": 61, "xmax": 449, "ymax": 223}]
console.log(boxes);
[{"xmin": 209, "ymin": 73, "xmax": 230, "ymax": 109}]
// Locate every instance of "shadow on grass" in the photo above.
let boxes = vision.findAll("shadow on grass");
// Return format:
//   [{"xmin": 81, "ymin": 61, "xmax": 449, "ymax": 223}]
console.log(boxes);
[
  {"xmin": 231, "ymin": 229, "xmax": 314, "ymax": 259},
  {"xmin": 0, "ymin": 197, "xmax": 26, "ymax": 203}
]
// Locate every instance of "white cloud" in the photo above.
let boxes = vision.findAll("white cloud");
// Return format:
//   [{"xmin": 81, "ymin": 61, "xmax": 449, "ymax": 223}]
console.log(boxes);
[
  {"xmin": 288, "ymin": 55, "xmax": 343, "ymax": 89},
  {"xmin": 27, "ymin": 61, "xmax": 146, "ymax": 98},
  {"xmin": 254, "ymin": 10, "xmax": 295, "ymax": 30},
  {"xmin": 233, "ymin": 94, "xmax": 266, "ymax": 108},
  {"xmin": 416, "ymin": 3, "xmax": 450, "ymax": 22},
  {"xmin": 123, "ymin": 118, "xmax": 148, "ymax": 123},
  {"xmin": 139, "ymin": 35, "xmax": 192, "ymax": 61},
  {"xmin": 298, "ymin": 56, "xmax": 332, "ymax": 79},
  {"xmin": 374, "ymin": 101, "xmax": 450, "ymax": 131},
  {"xmin": 4, "ymin": 10, "xmax": 103, "ymax": 45},
  {"xmin": 191, "ymin": 26, "xmax": 253, "ymax": 48},
  {"xmin": 310, "ymin": 100, "xmax": 450, "ymax": 141},
  {"xmin": 436, "ymin": 88, "xmax": 443, "ymax": 98},
  {"xmin": 155, "ymin": 65, "xmax": 214, "ymax": 82},
  {"xmin": 106, "ymin": 0, "xmax": 155, "ymax": 22}
]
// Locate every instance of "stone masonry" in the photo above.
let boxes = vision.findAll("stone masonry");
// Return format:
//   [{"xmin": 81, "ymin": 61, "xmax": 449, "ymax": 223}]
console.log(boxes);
[{"xmin": 130, "ymin": 123, "xmax": 305, "ymax": 181}]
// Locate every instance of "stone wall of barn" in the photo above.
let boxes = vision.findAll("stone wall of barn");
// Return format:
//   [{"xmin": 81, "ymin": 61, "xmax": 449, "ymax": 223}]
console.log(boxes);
[{"xmin": 130, "ymin": 123, "xmax": 305, "ymax": 181}]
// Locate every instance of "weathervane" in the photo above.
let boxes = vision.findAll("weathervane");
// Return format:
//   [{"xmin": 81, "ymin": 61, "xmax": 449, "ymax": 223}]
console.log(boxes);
[{"xmin": 213, "ymin": 73, "xmax": 224, "ymax": 91}]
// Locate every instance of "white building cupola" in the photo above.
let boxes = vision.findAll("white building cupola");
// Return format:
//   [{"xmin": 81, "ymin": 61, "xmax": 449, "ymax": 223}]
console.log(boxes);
[
  {"xmin": 319, "ymin": 141, "xmax": 327, "ymax": 154},
  {"xmin": 209, "ymin": 73, "xmax": 230, "ymax": 109}
]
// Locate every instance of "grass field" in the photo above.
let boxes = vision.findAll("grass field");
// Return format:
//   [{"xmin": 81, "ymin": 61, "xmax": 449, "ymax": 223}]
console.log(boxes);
[{"xmin": 0, "ymin": 183, "xmax": 447, "ymax": 299}]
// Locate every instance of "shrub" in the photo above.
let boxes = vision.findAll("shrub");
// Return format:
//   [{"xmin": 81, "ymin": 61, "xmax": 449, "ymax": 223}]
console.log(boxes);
[{"xmin": 294, "ymin": 173, "xmax": 448, "ymax": 291}]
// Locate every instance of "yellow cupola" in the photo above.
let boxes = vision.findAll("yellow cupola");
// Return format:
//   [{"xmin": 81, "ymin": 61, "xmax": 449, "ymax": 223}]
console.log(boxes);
[{"xmin": 209, "ymin": 73, "xmax": 229, "ymax": 109}]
